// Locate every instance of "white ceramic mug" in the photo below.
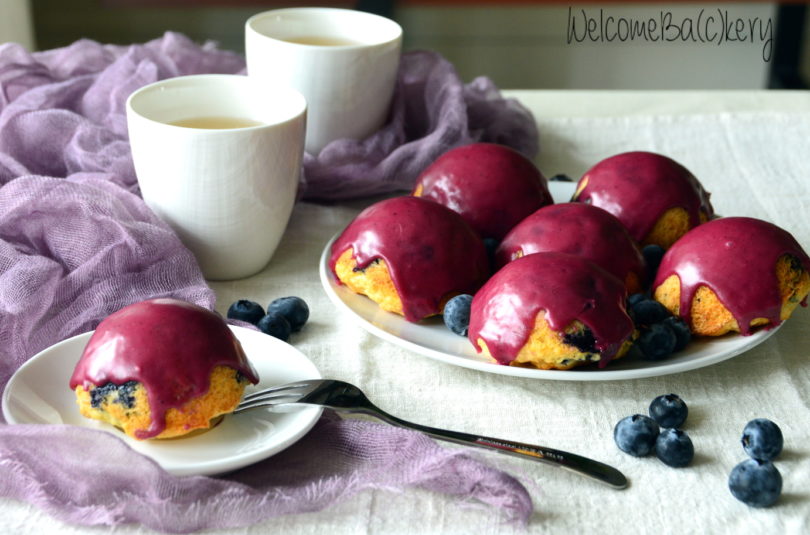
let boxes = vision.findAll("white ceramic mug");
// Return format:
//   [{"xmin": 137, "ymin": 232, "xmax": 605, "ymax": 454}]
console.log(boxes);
[
  {"xmin": 126, "ymin": 74, "xmax": 307, "ymax": 280},
  {"xmin": 245, "ymin": 8, "xmax": 402, "ymax": 154}
]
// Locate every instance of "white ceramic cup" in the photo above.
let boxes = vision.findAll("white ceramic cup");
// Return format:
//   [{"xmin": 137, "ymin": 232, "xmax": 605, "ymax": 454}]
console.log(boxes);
[
  {"xmin": 245, "ymin": 8, "xmax": 402, "ymax": 154},
  {"xmin": 126, "ymin": 74, "xmax": 306, "ymax": 281}
]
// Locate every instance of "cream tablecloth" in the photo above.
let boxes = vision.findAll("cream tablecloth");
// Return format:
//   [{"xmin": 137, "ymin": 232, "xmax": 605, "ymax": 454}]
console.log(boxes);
[{"xmin": 2, "ymin": 90, "xmax": 809, "ymax": 534}]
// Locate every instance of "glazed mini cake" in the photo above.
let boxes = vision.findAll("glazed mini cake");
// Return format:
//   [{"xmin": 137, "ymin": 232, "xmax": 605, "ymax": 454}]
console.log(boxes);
[
  {"xmin": 412, "ymin": 143, "xmax": 553, "ymax": 240},
  {"xmin": 329, "ymin": 196, "xmax": 490, "ymax": 322},
  {"xmin": 653, "ymin": 217, "xmax": 810, "ymax": 336},
  {"xmin": 469, "ymin": 252, "xmax": 635, "ymax": 370},
  {"xmin": 573, "ymin": 151, "xmax": 714, "ymax": 249},
  {"xmin": 495, "ymin": 203, "xmax": 646, "ymax": 294},
  {"xmin": 70, "ymin": 298, "xmax": 259, "ymax": 440}
]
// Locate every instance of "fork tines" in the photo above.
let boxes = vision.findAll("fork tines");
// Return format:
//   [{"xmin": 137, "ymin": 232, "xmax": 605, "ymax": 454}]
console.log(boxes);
[{"xmin": 235, "ymin": 380, "xmax": 317, "ymax": 413}]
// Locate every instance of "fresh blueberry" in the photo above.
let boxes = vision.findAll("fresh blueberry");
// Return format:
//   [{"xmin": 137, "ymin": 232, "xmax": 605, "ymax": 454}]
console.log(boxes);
[
  {"xmin": 443, "ymin": 294, "xmax": 473, "ymax": 336},
  {"xmin": 549, "ymin": 173, "xmax": 573, "ymax": 182},
  {"xmin": 662, "ymin": 316, "xmax": 691, "ymax": 351},
  {"xmin": 614, "ymin": 414, "xmax": 660, "ymax": 457},
  {"xmin": 649, "ymin": 393, "xmax": 688, "ymax": 428},
  {"xmin": 741, "ymin": 419, "xmax": 783, "ymax": 461},
  {"xmin": 636, "ymin": 323, "xmax": 677, "ymax": 361},
  {"xmin": 642, "ymin": 244, "xmax": 666, "ymax": 277},
  {"xmin": 655, "ymin": 428, "xmax": 694, "ymax": 467},
  {"xmin": 257, "ymin": 313, "xmax": 292, "ymax": 342},
  {"xmin": 728, "ymin": 459, "xmax": 782, "ymax": 507},
  {"xmin": 267, "ymin": 297, "xmax": 309, "ymax": 332},
  {"xmin": 227, "ymin": 300, "xmax": 265, "ymax": 325},
  {"xmin": 631, "ymin": 299, "xmax": 671, "ymax": 326},
  {"xmin": 627, "ymin": 293, "xmax": 647, "ymax": 308}
]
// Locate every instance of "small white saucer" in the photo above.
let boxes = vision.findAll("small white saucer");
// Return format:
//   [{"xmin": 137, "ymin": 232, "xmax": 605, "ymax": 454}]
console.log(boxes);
[{"xmin": 2, "ymin": 326, "xmax": 322, "ymax": 476}]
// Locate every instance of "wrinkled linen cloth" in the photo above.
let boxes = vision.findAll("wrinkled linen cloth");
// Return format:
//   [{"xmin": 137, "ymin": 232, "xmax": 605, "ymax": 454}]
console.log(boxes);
[{"xmin": 0, "ymin": 33, "xmax": 536, "ymax": 531}]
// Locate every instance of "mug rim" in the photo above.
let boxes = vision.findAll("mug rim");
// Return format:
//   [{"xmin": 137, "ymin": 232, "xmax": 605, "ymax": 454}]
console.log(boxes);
[
  {"xmin": 126, "ymin": 73, "xmax": 307, "ymax": 132},
  {"xmin": 245, "ymin": 7, "xmax": 403, "ymax": 49}
]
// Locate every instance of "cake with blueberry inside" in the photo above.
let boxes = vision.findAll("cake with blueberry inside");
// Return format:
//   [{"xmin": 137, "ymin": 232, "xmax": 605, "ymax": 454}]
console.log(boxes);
[
  {"xmin": 468, "ymin": 252, "xmax": 636, "ymax": 370},
  {"xmin": 70, "ymin": 298, "xmax": 259, "ymax": 440},
  {"xmin": 653, "ymin": 217, "xmax": 810, "ymax": 336},
  {"xmin": 412, "ymin": 143, "xmax": 553, "ymax": 240},
  {"xmin": 495, "ymin": 202, "xmax": 646, "ymax": 294},
  {"xmin": 573, "ymin": 151, "xmax": 713, "ymax": 249},
  {"xmin": 329, "ymin": 196, "xmax": 490, "ymax": 322}
]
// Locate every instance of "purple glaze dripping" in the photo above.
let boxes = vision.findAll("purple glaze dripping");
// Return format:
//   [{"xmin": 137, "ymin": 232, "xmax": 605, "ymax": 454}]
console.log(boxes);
[
  {"xmin": 654, "ymin": 217, "xmax": 810, "ymax": 335},
  {"xmin": 495, "ymin": 203, "xmax": 645, "ymax": 287},
  {"xmin": 69, "ymin": 298, "xmax": 259, "ymax": 439},
  {"xmin": 575, "ymin": 151, "xmax": 713, "ymax": 242},
  {"xmin": 469, "ymin": 252, "xmax": 633, "ymax": 367},
  {"xmin": 412, "ymin": 143, "xmax": 553, "ymax": 240},
  {"xmin": 329, "ymin": 196, "xmax": 490, "ymax": 322}
]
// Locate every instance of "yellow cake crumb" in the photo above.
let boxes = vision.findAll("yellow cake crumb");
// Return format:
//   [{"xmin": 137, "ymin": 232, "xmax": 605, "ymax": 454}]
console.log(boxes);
[
  {"xmin": 334, "ymin": 248, "xmax": 404, "ymax": 316},
  {"xmin": 75, "ymin": 366, "xmax": 249, "ymax": 440},
  {"xmin": 654, "ymin": 255, "xmax": 810, "ymax": 336},
  {"xmin": 477, "ymin": 311, "xmax": 633, "ymax": 370}
]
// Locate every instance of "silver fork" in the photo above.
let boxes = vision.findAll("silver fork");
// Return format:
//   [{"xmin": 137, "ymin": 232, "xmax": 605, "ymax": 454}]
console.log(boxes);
[{"xmin": 235, "ymin": 379, "xmax": 628, "ymax": 489}]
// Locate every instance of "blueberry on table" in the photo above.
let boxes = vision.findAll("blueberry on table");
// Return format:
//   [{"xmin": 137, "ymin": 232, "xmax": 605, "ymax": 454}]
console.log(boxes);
[
  {"xmin": 267, "ymin": 296, "xmax": 309, "ymax": 332},
  {"xmin": 227, "ymin": 300, "xmax": 265, "ymax": 325},
  {"xmin": 662, "ymin": 316, "xmax": 691, "ymax": 352},
  {"xmin": 257, "ymin": 313, "xmax": 292, "ymax": 342},
  {"xmin": 649, "ymin": 393, "xmax": 688, "ymax": 429},
  {"xmin": 728, "ymin": 459, "xmax": 782, "ymax": 507},
  {"xmin": 636, "ymin": 323, "xmax": 677, "ymax": 361},
  {"xmin": 655, "ymin": 428, "xmax": 694, "ymax": 467},
  {"xmin": 741, "ymin": 419, "xmax": 784, "ymax": 461},
  {"xmin": 631, "ymin": 299, "xmax": 671, "ymax": 326},
  {"xmin": 614, "ymin": 414, "xmax": 660, "ymax": 457},
  {"xmin": 443, "ymin": 294, "xmax": 473, "ymax": 336}
]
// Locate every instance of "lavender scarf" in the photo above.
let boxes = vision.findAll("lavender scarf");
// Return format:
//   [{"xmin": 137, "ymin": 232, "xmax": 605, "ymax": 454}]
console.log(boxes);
[{"xmin": 0, "ymin": 32, "xmax": 537, "ymax": 531}]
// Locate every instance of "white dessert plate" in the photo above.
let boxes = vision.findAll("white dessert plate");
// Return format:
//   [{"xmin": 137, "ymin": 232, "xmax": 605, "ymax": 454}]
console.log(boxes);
[
  {"xmin": 2, "ymin": 326, "xmax": 322, "ymax": 476},
  {"xmin": 318, "ymin": 181, "xmax": 781, "ymax": 381}
]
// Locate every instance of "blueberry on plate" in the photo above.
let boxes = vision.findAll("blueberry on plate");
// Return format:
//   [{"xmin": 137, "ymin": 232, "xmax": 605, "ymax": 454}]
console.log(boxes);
[
  {"xmin": 614, "ymin": 414, "xmax": 660, "ymax": 457},
  {"xmin": 636, "ymin": 323, "xmax": 677, "ymax": 361},
  {"xmin": 642, "ymin": 244, "xmax": 666, "ymax": 277},
  {"xmin": 257, "ymin": 313, "xmax": 292, "ymax": 342},
  {"xmin": 649, "ymin": 393, "xmax": 688, "ymax": 429},
  {"xmin": 267, "ymin": 296, "xmax": 309, "ymax": 332},
  {"xmin": 662, "ymin": 316, "xmax": 691, "ymax": 352},
  {"xmin": 631, "ymin": 299, "xmax": 671, "ymax": 326},
  {"xmin": 741, "ymin": 418, "xmax": 784, "ymax": 461},
  {"xmin": 227, "ymin": 300, "xmax": 265, "ymax": 325},
  {"xmin": 627, "ymin": 293, "xmax": 647, "ymax": 309},
  {"xmin": 443, "ymin": 294, "xmax": 473, "ymax": 336},
  {"xmin": 728, "ymin": 459, "xmax": 782, "ymax": 507},
  {"xmin": 655, "ymin": 428, "xmax": 694, "ymax": 467}
]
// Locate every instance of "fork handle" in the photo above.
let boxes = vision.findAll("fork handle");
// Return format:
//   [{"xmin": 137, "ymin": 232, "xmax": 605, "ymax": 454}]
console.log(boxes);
[{"xmin": 352, "ymin": 407, "xmax": 628, "ymax": 490}]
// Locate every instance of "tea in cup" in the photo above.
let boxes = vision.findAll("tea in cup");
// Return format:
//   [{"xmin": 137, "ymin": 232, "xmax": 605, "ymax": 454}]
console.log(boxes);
[
  {"xmin": 245, "ymin": 8, "xmax": 402, "ymax": 154},
  {"xmin": 126, "ymin": 74, "xmax": 307, "ymax": 280}
]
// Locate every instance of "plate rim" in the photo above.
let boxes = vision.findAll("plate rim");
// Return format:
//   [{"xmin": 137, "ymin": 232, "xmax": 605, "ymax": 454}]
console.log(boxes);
[{"xmin": 2, "ymin": 324, "xmax": 323, "ymax": 476}]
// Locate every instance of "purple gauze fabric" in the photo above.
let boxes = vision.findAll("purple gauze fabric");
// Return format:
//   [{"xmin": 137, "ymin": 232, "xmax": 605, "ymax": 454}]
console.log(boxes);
[{"xmin": 0, "ymin": 33, "xmax": 534, "ymax": 531}]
